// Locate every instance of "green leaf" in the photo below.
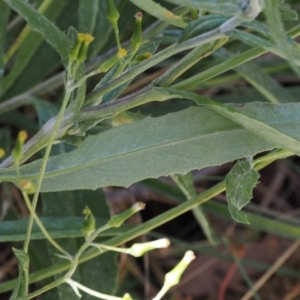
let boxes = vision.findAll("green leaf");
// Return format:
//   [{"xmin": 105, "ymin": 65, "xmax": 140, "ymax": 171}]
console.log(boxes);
[
  {"xmin": 0, "ymin": 217, "xmax": 129, "ymax": 242},
  {"xmin": 225, "ymin": 159, "xmax": 260, "ymax": 224},
  {"xmin": 129, "ymin": 0, "xmax": 187, "ymax": 28},
  {"xmin": 2, "ymin": 0, "xmax": 70, "ymax": 96},
  {"xmin": 10, "ymin": 248, "xmax": 29, "ymax": 298},
  {"xmin": 264, "ymin": 0, "xmax": 300, "ymax": 76},
  {"xmin": 143, "ymin": 177, "xmax": 300, "ymax": 241},
  {"xmin": 230, "ymin": 29, "xmax": 300, "ymax": 67},
  {"xmin": 162, "ymin": 0, "xmax": 239, "ymax": 16},
  {"xmin": 95, "ymin": 41, "xmax": 160, "ymax": 104},
  {"xmin": 33, "ymin": 98, "xmax": 76, "ymax": 155},
  {"xmin": 172, "ymin": 22, "xmax": 300, "ymax": 90},
  {"xmin": 42, "ymin": 189, "xmax": 118, "ymax": 298},
  {"xmin": 3, "ymin": 0, "xmax": 72, "ymax": 60},
  {"xmin": 0, "ymin": 0, "xmax": 10, "ymax": 98},
  {"xmin": 3, "ymin": 111, "xmax": 38, "ymax": 133},
  {"xmin": 172, "ymin": 173, "xmax": 219, "ymax": 245},
  {"xmin": 157, "ymin": 39, "xmax": 228, "ymax": 87},
  {"xmin": 78, "ymin": 0, "xmax": 98, "ymax": 34},
  {"xmin": 3, "ymin": 96, "xmax": 300, "ymax": 191},
  {"xmin": 3, "ymin": 86, "xmax": 300, "ymax": 191},
  {"xmin": 214, "ymin": 48, "xmax": 297, "ymax": 104},
  {"xmin": 33, "ymin": 98, "xmax": 59, "ymax": 128},
  {"xmin": 0, "ymin": 128, "xmax": 10, "ymax": 158},
  {"xmin": 178, "ymin": 15, "xmax": 228, "ymax": 43},
  {"xmin": 279, "ymin": 0, "xmax": 298, "ymax": 20}
]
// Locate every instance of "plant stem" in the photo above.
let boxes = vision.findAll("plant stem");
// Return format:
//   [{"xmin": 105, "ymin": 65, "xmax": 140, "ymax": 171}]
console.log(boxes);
[
  {"xmin": 22, "ymin": 191, "xmax": 71, "ymax": 257},
  {"xmin": 23, "ymin": 66, "xmax": 73, "ymax": 253},
  {"xmin": 14, "ymin": 149, "xmax": 293, "ymax": 298},
  {"xmin": 171, "ymin": 24, "xmax": 300, "ymax": 90},
  {"xmin": 85, "ymin": 29, "xmax": 226, "ymax": 105},
  {"xmin": 66, "ymin": 279, "xmax": 125, "ymax": 300},
  {"xmin": 0, "ymin": 7, "xmax": 189, "ymax": 115}
]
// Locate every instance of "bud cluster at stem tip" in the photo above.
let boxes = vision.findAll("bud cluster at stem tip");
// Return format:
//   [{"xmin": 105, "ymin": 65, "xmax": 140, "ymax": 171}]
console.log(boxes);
[
  {"xmin": 131, "ymin": 12, "xmax": 143, "ymax": 51},
  {"xmin": 106, "ymin": 0, "xmax": 119, "ymax": 23},
  {"xmin": 81, "ymin": 206, "xmax": 96, "ymax": 238},
  {"xmin": 69, "ymin": 33, "xmax": 94, "ymax": 63},
  {"xmin": 108, "ymin": 202, "xmax": 145, "ymax": 228}
]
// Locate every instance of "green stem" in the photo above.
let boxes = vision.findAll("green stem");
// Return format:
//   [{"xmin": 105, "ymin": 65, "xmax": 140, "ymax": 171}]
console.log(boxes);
[
  {"xmin": 19, "ymin": 277, "xmax": 65, "ymax": 300},
  {"xmin": 171, "ymin": 174, "xmax": 219, "ymax": 245},
  {"xmin": 66, "ymin": 279, "xmax": 125, "ymax": 300},
  {"xmin": 85, "ymin": 29, "xmax": 225, "ymax": 105},
  {"xmin": 18, "ymin": 225, "xmax": 111, "ymax": 299},
  {"xmin": 156, "ymin": 39, "xmax": 227, "ymax": 87},
  {"xmin": 22, "ymin": 191, "xmax": 71, "ymax": 257},
  {"xmin": 12, "ymin": 149, "xmax": 292, "ymax": 298},
  {"xmin": 64, "ymin": 224, "xmax": 110, "ymax": 279},
  {"xmin": 2, "ymin": 23, "xmax": 300, "ymax": 168},
  {"xmin": 171, "ymin": 25, "xmax": 300, "ymax": 90},
  {"xmin": 0, "ymin": 7, "xmax": 189, "ymax": 116},
  {"xmin": 23, "ymin": 66, "xmax": 73, "ymax": 253}
]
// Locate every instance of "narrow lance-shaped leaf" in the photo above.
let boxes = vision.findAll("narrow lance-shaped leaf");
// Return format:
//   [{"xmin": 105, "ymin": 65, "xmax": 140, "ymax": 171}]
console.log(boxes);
[
  {"xmin": 162, "ymin": 0, "xmax": 239, "ymax": 16},
  {"xmin": 10, "ymin": 248, "xmax": 29, "ymax": 298},
  {"xmin": 225, "ymin": 159, "xmax": 260, "ymax": 224},
  {"xmin": 2, "ymin": 0, "xmax": 69, "ymax": 95},
  {"xmin": 170, "ymin": 24, "xmax": 300, "ymax": 90},
  {"xmin": 1, "ymin": 90, "xmax": 300, "ymax": 191},
  {"xmin": 264, "ymin": 0, "xmax": 300, "ymax": 77},
  {"xmin": 2, "ymin": 87, "xmax": 300, "ymax": 191},
  {"xmin": 78, "ymin": 0, "xmax": 98, "ymax": 34},
  {"xmin": 279, "ymin": 0, "xmax": 298, "ymax": 20},
  {"xmin": 181, "ymin": 90, "xmax": 300, "ymax": 156},
  {"xmin": 3, "ymin": 0, "xmax": 72, "ymax": 60},
  {"xmin": 213, "ymin": 48, "xmax": 297, "ymax": 104},
  {"xmin": 172, "ymin": 173, "xmax": 219, "ymax": 245},
  {"xmin": 229, "ymin": 30, "xmax": 300, "ymax": 67},
  {"xmin": 0, "ymin": 217, "xmax": 130, "ymax": 242},
  {"xmin": 0, "ymin": 1, "xmax": 10, "ymax": 98}
]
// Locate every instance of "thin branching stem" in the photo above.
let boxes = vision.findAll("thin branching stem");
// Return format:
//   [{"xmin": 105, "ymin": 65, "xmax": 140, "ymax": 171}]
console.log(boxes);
[{"xmin": 23, "ymin": 63, "xmax": 74, "ymax": 253}]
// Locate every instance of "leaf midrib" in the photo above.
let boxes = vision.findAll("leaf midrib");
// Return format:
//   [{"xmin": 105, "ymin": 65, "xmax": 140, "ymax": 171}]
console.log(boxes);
[{"xmin": 25, "ymin": 127, "xmax": 252, "ymax": 180}]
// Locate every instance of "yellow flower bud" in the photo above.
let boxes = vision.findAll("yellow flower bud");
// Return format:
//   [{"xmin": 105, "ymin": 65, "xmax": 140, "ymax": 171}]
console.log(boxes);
[
  {"xmin": 69, "ymin": 33, "xmax": 94, "ymax": 63},
  {"xmin": 19, "ymin": 131, "xmax": 27, "ymax": 143},
  {"xmin": 12, "ymin": 130, "xmax": 28, "ymax": 166},
  {"xmin": 106, "ymin": 0, "xmax": 120, "ymax": 23},
  {"xmin": 135, "ymin": 52, "xmax": 152, "ymax": 63},
  {"xmin": 20, "ymin": 180, "xmax": 36, "ymax": 194},
  {"xmin": 0, "ymin": 148, "xmax": 5, "ymax": 159},
  {"xmin": 118, "ymin": 48, "xmax": 127, "ymax": 58},
  {"xmin": 98, "ymin": 48, "xmax": 127, "ymax": 73}
]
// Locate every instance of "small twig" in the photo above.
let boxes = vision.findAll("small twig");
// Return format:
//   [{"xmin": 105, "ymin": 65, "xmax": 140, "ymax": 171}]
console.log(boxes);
[{"xmin": 240, "ymin": 240, "xmax": 300, "ymax": 300}]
